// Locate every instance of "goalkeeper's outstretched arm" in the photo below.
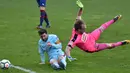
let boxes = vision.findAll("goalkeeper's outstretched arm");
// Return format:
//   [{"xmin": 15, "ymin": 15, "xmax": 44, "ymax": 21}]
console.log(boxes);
[
  {"xmin": 76, "ymin": 8, "xmax": 83, "ymax": 20},
  {"xmin": 75, "ymin": 0, "xmax": 84, "ymax": 21}
]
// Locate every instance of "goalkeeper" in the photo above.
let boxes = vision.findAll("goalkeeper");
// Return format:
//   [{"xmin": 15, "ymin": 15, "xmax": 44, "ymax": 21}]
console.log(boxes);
[{"xmin": 65, "ymin": 0, "xmax": 130, "ymax": 62}]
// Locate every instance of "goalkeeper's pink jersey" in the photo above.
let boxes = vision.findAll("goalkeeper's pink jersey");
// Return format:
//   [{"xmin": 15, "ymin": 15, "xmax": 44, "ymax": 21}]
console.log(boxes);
[{"xmin": 68, "ymin": 28, "xmax": 96, "ymax": 52}]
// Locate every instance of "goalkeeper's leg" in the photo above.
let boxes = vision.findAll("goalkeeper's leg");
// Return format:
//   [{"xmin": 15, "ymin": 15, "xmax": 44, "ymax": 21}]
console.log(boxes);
[
  {"xmin": 95, "ymin": 40, "xmax": 130, "ymax": 51},
  {"xmin": 99, "ymin": 15, "xmax": 122, "ymax": 31},
  {"xmin": 91, "ymin": 15, "xmax": 122, "ymax": 41}
]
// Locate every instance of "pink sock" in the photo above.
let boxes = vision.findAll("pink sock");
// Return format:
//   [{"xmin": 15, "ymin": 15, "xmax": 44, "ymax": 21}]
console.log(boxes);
[
  {"xmin": 101, "ymin": 20, "xmax": 114, "ymax": 30},
  {"xmin": 111, "ymin": 42, "xmax": 122, "ymax": 47},
  {"xmin": 96, "ymin": 42, "xmax": 122, "ymax": 51}
]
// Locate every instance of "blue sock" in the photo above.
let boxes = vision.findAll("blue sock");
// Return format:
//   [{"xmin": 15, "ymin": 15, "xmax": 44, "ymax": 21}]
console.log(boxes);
[
  {"xmin": 44, "ymin": 12, "xmax": 50, "ymax": 26},
  {"xmin": 39, "ymin": 10, "xmax": 46, "ymax": 26}
]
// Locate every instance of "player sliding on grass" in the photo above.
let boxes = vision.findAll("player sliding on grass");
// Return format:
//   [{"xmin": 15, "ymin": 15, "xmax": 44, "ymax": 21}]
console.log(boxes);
[
  {"xmin": 65, "ymin": 0, "xmax": 130, "ymax": 62},
  {"xmin": 38, "ymin": 29, "xmax": 67, "ymax": 70}
]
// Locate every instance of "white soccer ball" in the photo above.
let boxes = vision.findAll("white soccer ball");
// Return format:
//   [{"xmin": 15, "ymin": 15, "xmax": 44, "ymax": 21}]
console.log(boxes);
[{"xmin": 0, "ymin": 59, "xmax": 11, "ymax": 69}]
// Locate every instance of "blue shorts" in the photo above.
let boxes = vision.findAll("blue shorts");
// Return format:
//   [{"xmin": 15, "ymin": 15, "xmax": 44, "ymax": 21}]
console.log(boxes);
[
  {"xmin": 36, "ymin": 0, "xmax": 46, "ymax": 7},
  {"xmin": 49, "ymin": 50, "xmax": 64, "ymax": 61}
]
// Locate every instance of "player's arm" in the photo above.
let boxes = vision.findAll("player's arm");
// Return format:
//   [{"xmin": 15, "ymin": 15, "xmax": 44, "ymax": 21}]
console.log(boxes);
[
  {"xmin": 38, "ymin": 43, "xmax": 46, "ymax": 64},
  {"xmin": 75, "ymin": 0, "xmax": 84, "ymax": 22},
  {"xmin": 65, "ymin": 45, "xmax": 72, "ymax": 58},
  {"xmin": 65, "ymin": 33, "xmax": 79, "ymax": 62},
  {"xmin": 48, "ymin": 35, "xmax": 62, "ymax": 49},
  {"xmin": 65, "ymin": 43, "xmax": 77, "ymax": 62},
  {"xmin": 51, "ymin": 40, "xmax": 62, "ymax": 49}
]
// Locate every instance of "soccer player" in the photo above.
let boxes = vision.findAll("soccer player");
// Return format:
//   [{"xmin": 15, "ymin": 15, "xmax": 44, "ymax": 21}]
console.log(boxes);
[
  {"xmin": 38, "ymin": 29, "xmax": 67, "ymax": 70},
  {"xmin": 36, "ymin": 0, "xmax": 50, "ymax": 29},
  {"xmin": 65, "ymin": 0, "xmax": 130, "ymax": 62}
]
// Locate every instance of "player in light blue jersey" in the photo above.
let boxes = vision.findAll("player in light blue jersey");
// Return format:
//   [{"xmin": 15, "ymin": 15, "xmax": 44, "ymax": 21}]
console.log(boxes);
[{"xmin": 38, "ymin": 29, "xmax": 67, "ymax": 70}]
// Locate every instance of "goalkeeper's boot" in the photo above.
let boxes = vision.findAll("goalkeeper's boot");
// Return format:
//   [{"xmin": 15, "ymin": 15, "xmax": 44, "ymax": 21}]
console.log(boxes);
[
  {"xmin": 121, "ymin": 40, "xmax": 130, "ymax": 45},
  {"xmin": 76, "ymin": 0, "xmax": 84, "ymax": 8},
  {"xmin": 113, "ymin": 15, "xmax": 122, "ymax": 22}
]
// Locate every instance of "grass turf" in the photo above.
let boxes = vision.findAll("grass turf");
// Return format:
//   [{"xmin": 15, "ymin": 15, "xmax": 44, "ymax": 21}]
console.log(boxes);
[{"xmin": 0, "ymin": 0, "xmax": 130, "ymax": 73}]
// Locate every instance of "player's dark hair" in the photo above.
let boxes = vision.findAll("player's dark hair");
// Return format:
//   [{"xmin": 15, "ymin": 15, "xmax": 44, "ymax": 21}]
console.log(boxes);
[
  {"xmin": 38, "ymin": 29, "xmax": 47, "ymax": 35},
  {"xmin": 74, "ymin": 20, "xmax": 85, "ymax": 31}
]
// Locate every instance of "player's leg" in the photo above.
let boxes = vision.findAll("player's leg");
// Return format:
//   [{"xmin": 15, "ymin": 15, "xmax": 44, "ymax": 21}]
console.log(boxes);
[
  {"xmin": 49, "ymin": 54, "xmax": 61, "ymax": 70},
  {"xmin": 56, "ymin": 50, "xmax": 67, "ymax": 70},
  {"xmin": 50, "ymin": 59, "xmax": 60, "ymax": 70},
  {"xmin": 36, "ymin": 0, "xmax": 40, "ymax": 7},
  {"xmin": 91, "ymin": 15, "xmax": 122, "ymax": 40},
  {"xmin": 95, "ymin": 40, "xmax": 130, "ymax": 51},
  {"xmin": 37, "ymin": 0, "xmax": 48, "ymax": 29},
  {"xmin": 44, "ymin": 13, "xmax": 50, "ymax": 28},
  {"xmin": 99, "ymin": 15, "xmax": 122, "ymax": 31},
  {"xmin": 58, "ymin": 55, "xmax": 67, "ymax": 70}
]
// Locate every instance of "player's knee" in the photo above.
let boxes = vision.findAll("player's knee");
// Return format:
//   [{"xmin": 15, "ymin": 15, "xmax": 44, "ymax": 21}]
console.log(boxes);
[
  {"xmin": 58, "ymin": 55, "xmax": 65, "ymax": 60},
  {"xmin": 99, "ymin": 26, "xmax": 105, "ymax": 32},
  {"xmin": 58, "ymin": 55, "xmax": 66, "ymax": 63},
  {"xmin": 106, "ymin": 43, "xmax": 114, "ymax": 49},
  {"xmin": 49, "ymin": 59, "xmax": 57, "ymax": 64},
  {"xmin": 40, "ymin": 6, "xmax": 45, "ymax": 10}
]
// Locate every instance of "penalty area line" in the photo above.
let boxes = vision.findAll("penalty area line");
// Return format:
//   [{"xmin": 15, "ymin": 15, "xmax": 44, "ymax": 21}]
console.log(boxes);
[{"xmin": 11, "ymin": 65, "xmax": 37, "ymax": 73}]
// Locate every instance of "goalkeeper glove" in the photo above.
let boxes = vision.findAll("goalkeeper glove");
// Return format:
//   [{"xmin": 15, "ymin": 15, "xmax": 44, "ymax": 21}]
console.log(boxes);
[
  {"xmin": 68, "ymin": 56, "xmax": 77, "ymax": 62},
  {"xmin": 76, "ymin": 0, "xmax": 84, "ymax": 8}
]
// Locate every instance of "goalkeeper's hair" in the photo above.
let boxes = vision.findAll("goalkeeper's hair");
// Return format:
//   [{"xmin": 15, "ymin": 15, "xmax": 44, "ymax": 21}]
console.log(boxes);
[
  {"xmin": 38, "ymin": 28, "xmax": 47, "ymax": 35},
  {"xmin": 74, "ymin": 20, "xmax": 85, "ymax": 31}
]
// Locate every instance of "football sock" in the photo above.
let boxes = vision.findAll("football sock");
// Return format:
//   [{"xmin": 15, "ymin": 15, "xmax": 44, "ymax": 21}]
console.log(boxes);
[
  {"xmin": 100, "ymin": 20, "xmax": 114, "ymax": 31},
  {"xmin": 44, "ymin": 12, "xmax": 50, "ymax": 26},
  {"xmin": 40, "ymin": 10, "xmax": 46, "ymax": 26},
  {"xmin": 96, "ymin": 42, "xmax": 123, "ymax": 51}
]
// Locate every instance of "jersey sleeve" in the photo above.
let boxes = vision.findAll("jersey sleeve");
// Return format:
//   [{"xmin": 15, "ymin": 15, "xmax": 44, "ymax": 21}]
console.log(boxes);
[
  {"xmin": 68, "ymin": 34, "xmax": 78, "ymax": 48},
  {"xmin": 51, "ymin": 35, "xmax": 62, "ymax": 49},
  {"xmin": 38, "ymin": 40, "xmax": 46, "ymax": 63},
  {"xmin": 38, "ymin": 40, "xmax": 46, "ymax": 53},
  {"xmin": 53, "ymin": 35, "xmax": 61, "ymax": 44}
]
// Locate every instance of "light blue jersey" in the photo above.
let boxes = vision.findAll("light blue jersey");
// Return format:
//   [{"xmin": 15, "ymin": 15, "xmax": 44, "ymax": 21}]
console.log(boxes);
[{"xmin": 38, "ymin": 34, "xmax": 64, "ymax": 63}]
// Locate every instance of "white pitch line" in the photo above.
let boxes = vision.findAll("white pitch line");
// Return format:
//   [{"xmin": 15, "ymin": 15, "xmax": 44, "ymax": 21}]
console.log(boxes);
[{"xmin": 11, "ymin": 65, "xmax": 37, "ymax": 73}]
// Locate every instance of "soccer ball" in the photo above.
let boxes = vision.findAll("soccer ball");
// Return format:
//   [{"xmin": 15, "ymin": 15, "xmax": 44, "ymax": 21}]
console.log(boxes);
[{"xmin": 0, "ymin": 59, "xmax": 11, "ymax": 69}]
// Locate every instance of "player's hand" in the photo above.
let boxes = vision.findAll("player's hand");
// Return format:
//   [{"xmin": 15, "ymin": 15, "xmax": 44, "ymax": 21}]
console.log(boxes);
[
  {"xmin": 76, "ymin": 0, "xmax": 84, "ymax": 8},
  {"xmin": 47, "ymin": 42, "xmax": 52, "ymax": 46},
  {"xmin": 68, "ymin": 56, "xmax": 77, "ymax": 62}
]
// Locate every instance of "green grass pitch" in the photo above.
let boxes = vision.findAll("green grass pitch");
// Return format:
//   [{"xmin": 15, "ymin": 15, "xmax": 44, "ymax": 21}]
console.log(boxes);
[{"xmin": 0, "ymin": 0, "xmax": 130, "ymax": 73}]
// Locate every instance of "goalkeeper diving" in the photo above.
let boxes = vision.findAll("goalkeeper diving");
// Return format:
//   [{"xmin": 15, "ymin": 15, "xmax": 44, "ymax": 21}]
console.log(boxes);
[{"xmin": 65, "ymin": 0, "xmax": 130, "ymax": 62}]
